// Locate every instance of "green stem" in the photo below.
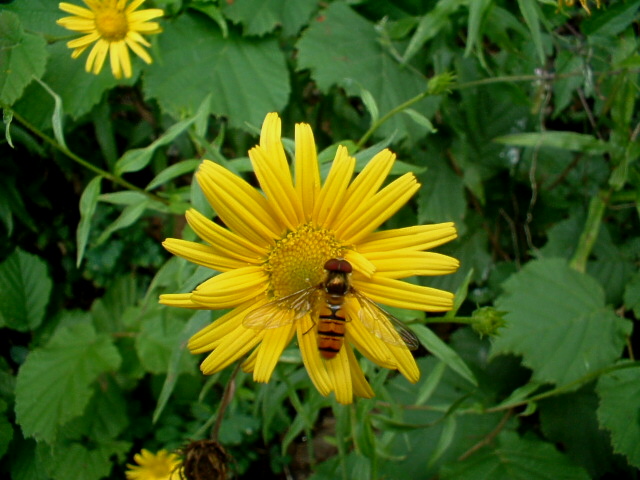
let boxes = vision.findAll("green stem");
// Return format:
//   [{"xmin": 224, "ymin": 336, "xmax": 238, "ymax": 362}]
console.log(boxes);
[
  {"xmin": 12, "ymin": 110, "xmax": 167, "ymax": 204},
  {"xmin": 569, "ymin": 190, "xmax": 609, "ymax": 273}
]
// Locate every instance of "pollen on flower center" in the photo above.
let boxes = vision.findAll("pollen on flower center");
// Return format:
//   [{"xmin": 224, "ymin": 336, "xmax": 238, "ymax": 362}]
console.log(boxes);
[
  {"xmin": 94, "ymin": 8, "xmax": 129, "ymax": 41},
  {"xmin": 265, "ymin": 223, "xmax": 344, "ymax": 298}
]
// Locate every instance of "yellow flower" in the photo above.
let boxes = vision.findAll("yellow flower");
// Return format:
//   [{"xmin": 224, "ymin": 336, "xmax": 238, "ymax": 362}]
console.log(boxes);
[
  {"xmin": 558, "ymin": 0, "xmax": 602, "ymax": 14},
  {"xmin": 56, "ymin": 0, "xmax": 163, "ymax": 79},
  {"xmin": 125, "ymin": 449, "xmax": 182, "ymax": 480},
  {"xmin": 160, "ymin": 113, "xmax": 459, "ymax": 404}
]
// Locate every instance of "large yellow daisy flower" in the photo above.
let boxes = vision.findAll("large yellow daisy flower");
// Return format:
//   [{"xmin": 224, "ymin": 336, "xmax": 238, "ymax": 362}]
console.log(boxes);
[
  {"xmin": 56, "ymin": 0, "xmax": 163, "ymax": 79},
  {"xmin": 161, "ymin": 113, "xmax": 459, "ymax": 404},
  {"xmin": 125, "ymin": 449, "xmax": 182, "ymax": 480}
]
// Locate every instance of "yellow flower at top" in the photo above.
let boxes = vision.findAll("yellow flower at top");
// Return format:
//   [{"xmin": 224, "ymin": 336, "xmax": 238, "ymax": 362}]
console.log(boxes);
[
  {"xmin": 160, "ymin": 113, "xmax": 460, "ymax": 404},
  {"xmin": 57, "ymin": 0, "xmax": 163, "ymax": 79},
  {"xmin": 558, "ymin": 0, "xmax": 602, "ymax": 14},
  {"xmin": 125, "ymin": 449, "xmax": 182, "ymax": 480}
]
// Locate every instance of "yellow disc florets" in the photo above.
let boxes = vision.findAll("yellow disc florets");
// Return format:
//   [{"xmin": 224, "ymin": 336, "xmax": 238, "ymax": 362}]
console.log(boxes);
[
  {"xmin": 265, "ymin": 223, "xmax": 344, "ymax": 298},
  {"xmin": 94, "ymin": 2, "xmax": 129, "ymax": 41}
]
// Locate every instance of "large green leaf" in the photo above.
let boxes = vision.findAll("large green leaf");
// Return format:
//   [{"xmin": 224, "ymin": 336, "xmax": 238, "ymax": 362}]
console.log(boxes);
[
  {"xmin": 491, "ymin": 259, "xmax": 631, "ymax": 386},
  {"xmin": 222, "ymin": 0, "xmax": 317, "ymax": 36},
  {"xmin": 0, "ymin": 11, "xmax": 48, "ymax": 106},
  {"xmin": 14, "ymin": 321, "xmax": 121, "ymax": 442},
  {"xmin": 596, "ymin": 364, "xmax": 640, "ymax": 469},
  {"xmin": 440, "ymin": 432, "xmax": 590, "ymax": 479},
  {"xmin": 296, "ymin": 1, "xmax": 439, "ymax": 143},
  {"xmin": 42, "ymin": 440, "xmax": 130, "ymax": 480},
  {"xmin": 144, "ymin": 13, "xmax": 290, "ymax": 129},
  {"xmin": 0, "ymin": 249, "xmax": 52, "ymax": 332}
]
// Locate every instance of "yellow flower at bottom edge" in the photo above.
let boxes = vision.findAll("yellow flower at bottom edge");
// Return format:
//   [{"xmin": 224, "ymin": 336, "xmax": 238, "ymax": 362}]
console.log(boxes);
[
  {"xmin": 160, "ymin": 113, "xmax": 460, "ymax": 404},
  {"xmin": 56, "ymin": 0, "xmax": 163, "ymax": 79},
  {"xmin": 125, "ymin": 449, "xmax": 182, "ymax": 480}
]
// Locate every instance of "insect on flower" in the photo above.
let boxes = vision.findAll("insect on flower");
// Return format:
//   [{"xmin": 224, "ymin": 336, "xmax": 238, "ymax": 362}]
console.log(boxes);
[{"xmin": 244, "ymin": 258, "xmax": 420, "ymax": 359}]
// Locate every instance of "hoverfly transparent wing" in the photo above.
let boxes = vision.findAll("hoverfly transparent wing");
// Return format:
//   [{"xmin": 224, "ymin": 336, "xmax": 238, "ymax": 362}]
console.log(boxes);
[
  {"xmin": 351, "ymin": 289, "xmax": 420, "ymax": 350},
  {"xmin": 243, "ymin": 286, "xmax": 320, "ymax": 330}
]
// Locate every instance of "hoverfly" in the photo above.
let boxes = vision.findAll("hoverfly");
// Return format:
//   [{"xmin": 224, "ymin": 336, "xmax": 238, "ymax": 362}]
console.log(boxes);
[{"xmin": 243, "ymin": 258, "xmax": 420, "ymax": 359}]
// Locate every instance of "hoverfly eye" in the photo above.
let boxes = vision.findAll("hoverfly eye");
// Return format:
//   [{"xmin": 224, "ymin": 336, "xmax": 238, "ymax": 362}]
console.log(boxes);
[{"xmin": 324, "ymin": 258, "xmax": 353, "ymax": 273}]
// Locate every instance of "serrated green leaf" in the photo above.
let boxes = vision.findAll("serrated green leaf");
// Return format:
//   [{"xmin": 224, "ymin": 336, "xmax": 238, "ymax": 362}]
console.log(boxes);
[
  {"xmin": 596, "ymin": 364, "xmax": 640, "ymax": 469},
  {"xmin": 2, "ymin": 0, "xmax": 68, "ymax": 36},
  {"xmin": 76, "ymin": 176, "xmax": 101, "ymax": 267},
  {"xmin": 440, "ymin": 431, "xmax": 590, "ymax": 479},
  {"xmin": 223, "ymin": 0, "xmax": 317, "ymax": 36},
  {"xmin": 14, "ymin": 322, "xmax": 121, "ymax": 442},
  {"xmin": 0, "ymin": 11, "xmax": 48, "ymax": 106},
  {"xmin": 417, "ymin": 155, "xmax": 466, "ymax": 226},
  {"xmin": 494, "ymin": 131, "xmax": 608, "ymax": 154},
  {"xmin": 296, "ymin": 1, "xmax": 439, "ymax": 143},
  {"xmin": 492, "ymin": 259, "xmax": 632, "ymax": 386},
  {"xmin": 623, "ymin": 271, "xmax": 640, "ymax": 317},
  {"xmin": 146, "ymin": 159, "xmax": 200, "ymax": 191},
  {"xmin": 9, "ymin": 438, "xmax": 47, "ymax": 480},
  {"xmin": 0, "ymin": 249, "xmax": 52, "ymax": 331},
  {"xmin": 411, "ymin": 324, "xmax": 477, "ymax": 386},
  {"xmin": 43, "ymin": 440, "xmax": 130, "ymax": 480},
  {"xmin": 540, "ymin": 386, "xmax": 619, "ymax": 478},
  {"xmin": 144, "ymin": 13, "xmax": 289, "ymax": 130}
]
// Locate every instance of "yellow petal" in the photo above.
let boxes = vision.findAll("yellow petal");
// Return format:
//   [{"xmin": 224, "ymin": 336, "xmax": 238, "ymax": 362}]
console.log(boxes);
[
  {"xmin": 199, "ymin": 327, "xmax": 263, "ymax": 374},
  {"xmin": 326, "ymin": 347, "xmax": 352, "ymax": 404},
  {"xmin": 313, "ymin": 146, "xmax": 354, "ymax": 227},
  {"xmin": 159, "ymin": 293, "xmax": 201, "ymax": 309},
  {"xmin": 336, "ymin": 173, "xmax": 420, "ymax": 244},
  {"xmin": 162, "ymin": 239, "xmax": 249, "ymax": 272},
  {"xmin": 364, "ymin": 250, "xmax": 460, "ymax": 279},
  {"xmin": 297, "ymin": 316, "xmax": 332, "ymax": 396},
  {"xmin": 345, "ymin": 344, "xmax": 375, "ymax": 398},
  {"xmin": 388, "ymin": 344, "xmax": 420, "ymax": 383},
  {"xmin": 191, "ymin": 267, "xmax": 268, "ymax": 309},
  {"xmin": 253, "ymin": 322, "xmax": 296, "ymax": 382},
  {"xmin": 185, "ymin": 208, "xmax": 266, "ymax": 260},
  {"xmin": 59, "ymin": 2, "xmax": 95, "ymax": 17},
  {"xmin": 249, "ymin": 145, "xmax": 303, "ymax": 230},
  {"xmin": 358, "ymin": 223, "xmax": 458, "ymax": 253},
  {"xmin": 197, "ymin": 160, "xmax": 281, "ymax": 248},
  {"xmin": 353, "ymin": 277, "xmax": 453, "ymax": 312},
  {"xmin": 294, "ymin": 122, "xmax": 321, "ymax": 220},
  {"xmin": 189, "ymin": 300, "xmax": 259, "ymax": 353}
]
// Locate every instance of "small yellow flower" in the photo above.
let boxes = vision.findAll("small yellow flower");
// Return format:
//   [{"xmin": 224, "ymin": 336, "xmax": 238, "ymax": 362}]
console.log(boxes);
[
  {"xmin": 56, "ymin": 0, "xmax": 163, "ymax": 79},
  {"xmin": 125, "ymin": 449, "xmax": 182, "ymax": 480},
  {"xmin": 161, "ymin": 113, "xmax": 459, "ymax": 404},
  {"xmin": 558, "ymin": 0, "xmax": 602, "ymax": 14}
]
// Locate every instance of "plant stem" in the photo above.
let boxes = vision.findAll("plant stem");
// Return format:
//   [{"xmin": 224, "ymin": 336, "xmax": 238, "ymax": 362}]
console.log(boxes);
[{"xmin": 569, "ymin": 190, "xmax": 608, "ymax": 273}]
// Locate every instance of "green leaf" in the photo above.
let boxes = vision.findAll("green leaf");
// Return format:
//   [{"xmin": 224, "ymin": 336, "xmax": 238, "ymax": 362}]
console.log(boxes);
[
  {"xmin": 494, "ymin": 131, "xmax": 608, "ymax": 154},
  {"xmin": 581, "ymin": 0, "xmax": 640, "ymax": 36},
  {"xmin": 144, "ymin": 13, "xmax": 290, "ymax": 130},
  {"xmin": 296, "ymin": 1, "xmax": 439, "ymax": 143},
  {"xmin": 222, "ymin": 0, "xmax": 317, "ymax": 36},
  {"xmin": 411, "ymin": 324, "xmax": 477, "ymax": 386},
  {"xmin": 540, "ymin": 386, "xmax": 620, "ymax": 478},
  {"xmin": 440, "ymin": 431, "xmax": 590, "ymax": 479},
  {"xmin": 0, "ymin": 401, "xmax": 13, "ymax": 458},
  {"xmin": 515, "ymin": 0, "xmax": 545, "ymax": 64},
  {"xmin": 0, "ymin": 11, "xmax": 48, "ymax": 106},
  {"xmin": 491, "ymin": 259, "xmax": 631, "ymax": 386},
  {"xmin": 43, "ymin": 440, "xmax": 130, "ymax": 480},
  {"xmin": 146, "ymin": 160, "xmax": 200, "ymax": 191},
  {"xmin": 76, "ymin": 176, "xmax": 101, "ymax": 267},
  {"xmin": 596, "ymin": 364, "xmax": 640, "ymax": 469},
  {"xmin": 0, "ymin": 249, "xmax": 52, "ymax": 331},
  {"xmin": 417, "ymin": 155, "xmax": 466, "ymax": 227},
  {"xmin": 94, "ymin": 199, "xmax": 150, "ymax": 246},
  {"xmin": 402, "ymin": 0, "xmax": 464, "ymax": 63},
  {"xmin": 14, "ymin": 321, "xmax": 121, "ymax": 442},
  {"xmin": 465, "ymin": 0, "xmax": 492, "ymax": 57},
  {"xmin": 623, "ymin": 271, "xmax": 640, "ymax": 318},
  {"xmin": 136, "ymin": 311, "xmax": 194, "ymax": 375},
  {"xmin": 114, "ymin": 116, "xmax": 198, "ymax": 176}
]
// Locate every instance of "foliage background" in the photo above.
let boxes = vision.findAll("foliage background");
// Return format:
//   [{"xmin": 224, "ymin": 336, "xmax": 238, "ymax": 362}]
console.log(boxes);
[{"xmin": 1, "ymin": 0, "xmax": 640, "ymax": 478}]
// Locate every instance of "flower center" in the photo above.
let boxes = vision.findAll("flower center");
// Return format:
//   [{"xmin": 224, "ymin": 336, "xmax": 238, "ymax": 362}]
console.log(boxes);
[
  {"xmin": 94, "ymin": 2, "xmax": 129, "ymax": 41},
  {"xmin": 265, "ymin": 223, "xmax": 344, "ymax": 298}
]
